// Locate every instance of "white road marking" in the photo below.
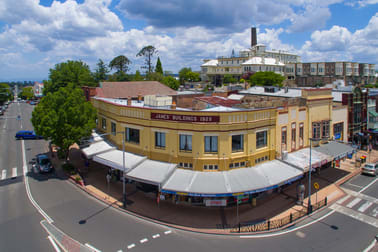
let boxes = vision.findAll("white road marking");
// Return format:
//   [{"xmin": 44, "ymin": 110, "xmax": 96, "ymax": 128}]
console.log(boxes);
[
  {"xmin": 343, "ymin": 188, "xmax": 378, "ymax": 204},
  {"xmin": 372, "ymin": 207, "xmax": 378, "ymax": 218},
  {"xmin": 164, "ymin": 230, "xmax": 172, "ymax": 235},
  {"xmin": 47, "ymin": 236, "xmax": 61, "ymax": 252},
  {"xmin": 346, "ymin": 198, "xmax": 361, "ymax": 208},
  {"xmin": 357, "ymin": 201, "xmax": 373, "ymax": 213},
  {"xmin": 152, "ymin": 234, "xmax": 160, "ymax": 239},
  {"xmin": 22, "ymin": 139, "xmax": 54, "ymax": 223},
  {"xmin": 85, "ymin": 243, "xmax": 101, "ymax": 252},
  {"xmin": 127, "ymin": 244, "xmax": 135, "ymax": 249},
  {"xmin": 1, "ymin": 169, "xmax": 6, "ymax": 180},
  {"xmin": 330, "ymin": 204, "xmax": 378, "ymax": 228},
  {"xmin": 140, "ymin": 238, "xmax": 148, "ymax": 244},
  {"xmin": 296, "ymin": 231, "xmax": 306, "ymax": 238},
  {"xmin": 337, "ymin": 195, "xmax": 351, "ymax": 204},
  {"xmin": 11, "ymin": 167, "xmax": 17, "ymax": 178},
  {"xmin": 359, "ymin": 178, "xmax": 378, "ymax": 193},
  {"xmin": 3, "ymin": 121, "xmax": 6, "ymax": 129},
  {"xmin": 346, "ymin": 183, "xmax": 363, "ymax": 188},
  {"xmin": 117, "ymin": 250, "xmax": 123, "ymax": 252}
]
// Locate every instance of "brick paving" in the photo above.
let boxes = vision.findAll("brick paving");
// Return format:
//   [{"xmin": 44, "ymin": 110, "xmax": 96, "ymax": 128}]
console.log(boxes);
[{"xmin": 52, "ymin": 146, "xmax": 378, "ymax": 234}]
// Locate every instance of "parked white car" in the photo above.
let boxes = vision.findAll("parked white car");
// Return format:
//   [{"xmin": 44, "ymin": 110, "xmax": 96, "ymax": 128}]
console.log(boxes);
[{"xmin": 361, "ymin": 163, "xmax": 377, "ymax": 176}]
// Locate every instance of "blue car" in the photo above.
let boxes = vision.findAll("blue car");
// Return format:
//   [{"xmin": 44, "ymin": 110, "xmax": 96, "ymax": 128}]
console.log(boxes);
[
  {"xmin": 15, "ymin": 130, "xmax": 43, "ymax": 140},
  {"xmin": 33, "ymin": 154, "xmax": 53, "ymax": 173}
]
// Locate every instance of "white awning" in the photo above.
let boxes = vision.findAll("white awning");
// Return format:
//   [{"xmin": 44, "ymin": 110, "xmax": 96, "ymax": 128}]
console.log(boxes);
[
  {"xmin": 313, "ymin": 141, "xmax": 356, "ymax": 160},
  {"xmin": 161, "ymin": 160, "xmax": 303, "ymax": 197},
  {"xmin": 285, "ymin": 148, "xmax": 332, "ymax": 172},
  {"xmin": 82, "ymin": 140, "xmax": 115, "ymax": 159},
  {"xmin": 126, "ymin": 160, "xmax": 177, "ymax": 187},
  {"xmin": 93, "ymin": 150, "xmax": 147, "ymax": 172}
]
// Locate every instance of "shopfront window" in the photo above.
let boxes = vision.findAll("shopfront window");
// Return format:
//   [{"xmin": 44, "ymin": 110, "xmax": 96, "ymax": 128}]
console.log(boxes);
[
  {"xmin": 256, "ymin": 131, "xmax": 267, "ymax": 149},
  {"xmin": 333, "ymin": 122, "xmax": 343, "ymax": 140},
  {"xmin": 179, "ymin": 134, "xmax": 192, "ymax": 151},
  {"xmin": 126, "ymin": 127, "xmax": 140, "ymax": 144},
  {"xmin": 204, "ymin": 136, "xmax": 218, "ymax": 153},
  {"xmin": 155, "ymin": 132, "xmax": 166, "ymax": 148}
]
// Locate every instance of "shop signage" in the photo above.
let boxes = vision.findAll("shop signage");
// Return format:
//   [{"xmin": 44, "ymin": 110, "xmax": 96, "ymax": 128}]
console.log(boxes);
[
  {"xmin": 335, "ymin": 133, "xmax": 341, "ymax": 140},
  {"xmin": 205, "ymin": 199, "xmax": 227, "ymax": 207},
  {"xmin": 151, "ymin": 112, "xmax": 219, "ymax": 123}
]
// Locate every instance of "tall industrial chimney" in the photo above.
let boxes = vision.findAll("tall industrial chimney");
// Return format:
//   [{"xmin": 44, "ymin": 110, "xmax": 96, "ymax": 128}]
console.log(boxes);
[{"xmin": 251, "ymin": 27, "xmax": 257, "ymax": 47}]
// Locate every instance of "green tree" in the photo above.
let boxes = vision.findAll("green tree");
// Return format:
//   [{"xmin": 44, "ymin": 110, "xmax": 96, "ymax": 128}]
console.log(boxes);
[
  {"xmin": 179, "ymin": 67, "xmax": 192, "ymax": 84},
  {"xmin": 132, "ymin": 70, "xmax": 144, "ymax": 81},
  {"xmin": 44, "ymin": 60, "xmax": 97, "ymax": 95},
  {"xmin": 0, "ymin": 83, "xmax": 12, "ymax": 104},
  {"xmin": 161, "ymin": 76, "xmax": 180, "ymax": 90},
  {"xmin": 93, "ymin": 59, "xmax": 109, "ymax": 83},
  {"xmin": 185, "ymin": 71, "xmax": 200, "ymax": 82},
  {"xmin": 108, "ymin": 71, "xmax": 131, "ymax": 82},
  {"xmin": 223, "ymin": 74, "xmax": 237, "ymax": 84},
  {"xmin": 19, "ymin": 87, "xmax": 34, "ymax": 100},
  {"xmin": 109, "ymin": 55, "xmax": 131, "ymax": 74},
  {"xmin": 31, "ymin": 84, "xmax": 97, "ymax": 159},
  {"xmin": 155, "ymin": 57, "xmax": 163, "ymax": 75},
  {"xmin": 146, "ymin": 72, "xmax": 163, "ymax": 82},
  {"xmin": 136, "ymin": 45, "xmax": 158, "ymax": 75},
  {"xmin": 249, "ymin": 71, "xmax": 285, "ymax": 87}
]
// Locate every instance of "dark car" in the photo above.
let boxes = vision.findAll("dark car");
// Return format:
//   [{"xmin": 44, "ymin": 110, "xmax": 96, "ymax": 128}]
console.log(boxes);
[
  {"xmin": 15, "ymin": 130, "xmax": 43, "ymax": 140},
  {"xmin": 33, "ymin": 154, "xmax": 53, "ymax": 173}
]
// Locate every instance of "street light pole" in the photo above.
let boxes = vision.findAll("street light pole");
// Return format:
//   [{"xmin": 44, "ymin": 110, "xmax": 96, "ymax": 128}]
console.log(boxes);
[
  {"xmin": 308, "ymin": 138, "xmax": 313, "ymax": 214},
  {"xmin": 122, "ymin": 131, "xmax": 127, "ymax": 208}
]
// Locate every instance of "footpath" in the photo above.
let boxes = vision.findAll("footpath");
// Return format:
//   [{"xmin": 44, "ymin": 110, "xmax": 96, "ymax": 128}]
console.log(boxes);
[{"xmin": 50, "ymin": 145, "xmax": 378, "ymax": 235}]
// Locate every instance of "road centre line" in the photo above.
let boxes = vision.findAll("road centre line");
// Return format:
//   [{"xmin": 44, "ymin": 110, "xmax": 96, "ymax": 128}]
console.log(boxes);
[
  {"xmin": 346, "ymin": 183, "xmax": 363, "ymax": 188},
  {"xmin": 47, "ymin": 236, "xmax": 61, "ymax": 252},
  {"xmin": 22, "ymin": 139, "xmax": 54, "ymax": 223},
  {"xmin": 152, "ymin": 234, "xmax": 160, "ymax": 239},
  {"xmin": 127, "ymin": 244, "xmax": 135, "ymax": 249},
  {"xmin": 164, "ymin": 230, "xmax": 172, "ymax": 235},
  {"xmin": 140, "ymin": 238, "xmax": 148, "ymax": 244}
]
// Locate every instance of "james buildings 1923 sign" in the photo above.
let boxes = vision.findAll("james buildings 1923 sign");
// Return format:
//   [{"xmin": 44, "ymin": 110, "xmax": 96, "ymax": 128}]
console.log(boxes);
[{"xmin": 151, "ymin": 112, "xmax": 220, "ymax": 123}]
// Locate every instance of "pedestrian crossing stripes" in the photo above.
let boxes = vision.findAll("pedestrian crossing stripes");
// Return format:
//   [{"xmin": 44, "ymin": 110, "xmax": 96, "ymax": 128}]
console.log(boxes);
[
  {"xmin": 1, "ymin": 169, "xmax": 6, "ymax": 180},
  {"xmin": 331, "ymin": 190, "xmax": 378, "ymax": 227},
  {"xmin": 1, "ymin": 168, "xmax": 18, "ymax": 180}
]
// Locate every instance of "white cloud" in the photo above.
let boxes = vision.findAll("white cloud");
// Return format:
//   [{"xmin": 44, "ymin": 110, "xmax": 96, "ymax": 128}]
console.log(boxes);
[
  {"xmin": 300, "ymin": 13, "xmax": 378, "ymax": 63},
  {"xmin": 345, "ymin": 0, "xmax": 378, "ymax": 7}
]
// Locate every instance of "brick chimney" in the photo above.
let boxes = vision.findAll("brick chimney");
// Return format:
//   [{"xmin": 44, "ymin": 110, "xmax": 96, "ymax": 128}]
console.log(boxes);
[
  {"xmin": 251, "ymin": 27, "xmax": 257, "ymax": 47},
  {"xmin": 127, "ymin": 97, "xmax": 132, "ymax": 106},
  {"xmin": 138, "ymin": 94, "xmax": 142, "ymax": 103}
]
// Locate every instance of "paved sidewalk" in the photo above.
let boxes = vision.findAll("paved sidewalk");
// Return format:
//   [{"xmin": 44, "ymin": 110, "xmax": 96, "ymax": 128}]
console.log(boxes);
[{"xmin": 53, "ymin": 146, "xmax": 378, "ymax": 234}]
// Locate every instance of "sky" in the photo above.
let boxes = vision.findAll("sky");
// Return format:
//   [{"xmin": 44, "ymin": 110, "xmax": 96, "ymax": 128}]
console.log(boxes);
[{"xmin": 0, "ymin": 0, "xmax": 377, "ymax": 81}]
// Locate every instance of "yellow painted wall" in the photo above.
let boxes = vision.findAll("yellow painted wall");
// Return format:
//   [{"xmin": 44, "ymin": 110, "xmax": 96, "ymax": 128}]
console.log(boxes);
[{"xmin": 92, "ymin": 98, "xmax": 276, "ymax": 171}]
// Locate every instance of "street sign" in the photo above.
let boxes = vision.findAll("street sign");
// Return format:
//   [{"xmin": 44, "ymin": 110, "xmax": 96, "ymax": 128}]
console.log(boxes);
[{"xmin": 313, "ymin": 182, "xmax": 319, "ymax": 190}]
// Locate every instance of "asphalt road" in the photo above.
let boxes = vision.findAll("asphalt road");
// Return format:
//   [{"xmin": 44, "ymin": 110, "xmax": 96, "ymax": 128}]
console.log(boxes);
[
  {"xmin": 1, "ymin": 101, "xmax": 377, "ymax": 252},
  {"xmin": 0, "ymin": 101, "xmax": 53, "ymax": 252}
]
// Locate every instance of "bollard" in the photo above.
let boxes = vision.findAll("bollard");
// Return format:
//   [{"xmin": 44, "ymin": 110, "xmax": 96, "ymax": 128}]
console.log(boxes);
[
  {"xmin": 267, "ymin": 220, "xmax": 270, "ymax": 230},
  {"xmin": 290, "ymin": 213, "xmax": 293, "ymax": 223},
  {"xmin": 325, "ymin": 197, "xmax": 328, "ymax": 206},
  {"xmin": 239, "ymin": 222, "xmax": 241, "ymax": 233}
]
